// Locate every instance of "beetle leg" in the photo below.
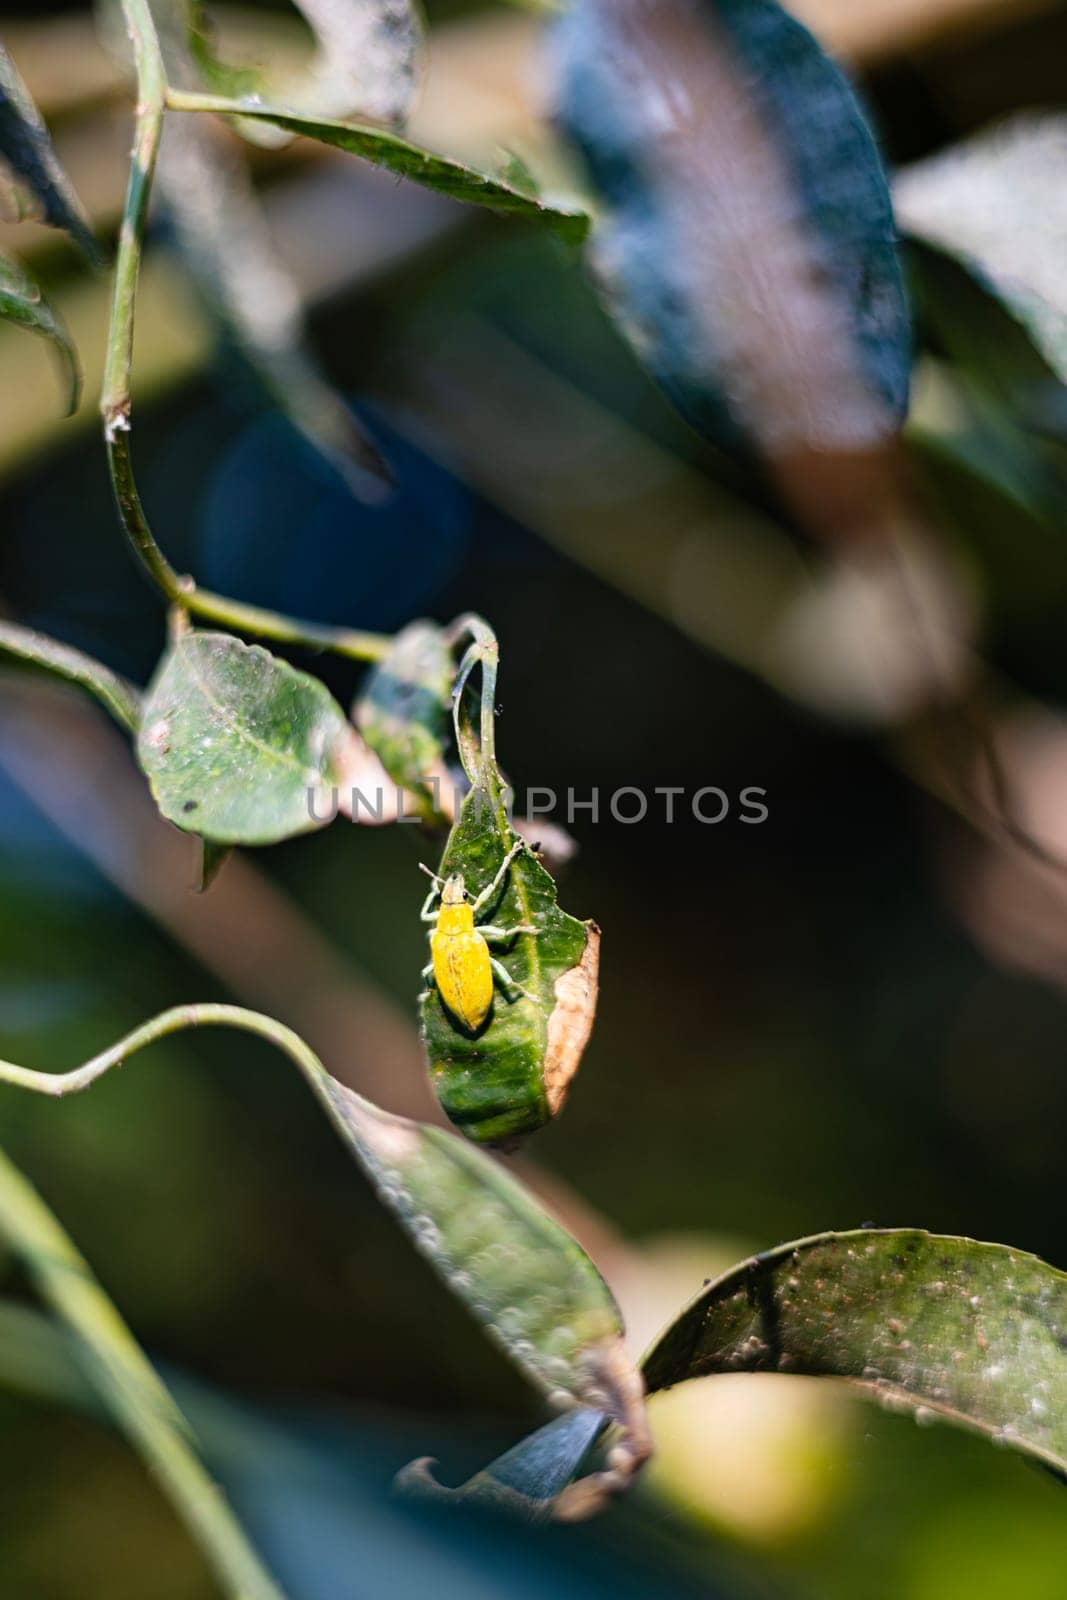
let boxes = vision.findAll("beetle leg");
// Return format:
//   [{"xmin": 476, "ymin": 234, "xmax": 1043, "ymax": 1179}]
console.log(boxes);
[
  {"xmin": 471, "ymin": 839, "xmax": 526, "ymax": 915},
  {"xmin": 489, "ymin": 957, "xmax": 536, "ymax": 1004},
  {"xmin": 480, "ymin": 924, "xmax": 539, "ymax": 944}
]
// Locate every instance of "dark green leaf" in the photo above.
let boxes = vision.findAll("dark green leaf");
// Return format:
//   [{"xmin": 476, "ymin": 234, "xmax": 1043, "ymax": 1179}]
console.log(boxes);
[
  {"xmin": 166, "ymin": 92, "xmax": 590, "ymax": 244},
  {"xmin": 642, "ymin": 1229, "xmax": 1067, "ymax": 1478},
  {"xmin": 0, "ymin": 619, "xmax": 141, "ymax": 731},
  {"xmin": 317, "ymin": 1074, "xmax": 644, "ymax": 1443},
  {"xmin": 137, "ymin": 630, "xmax": 355, "ymax": 844},
  {"xmin": 553, "ymin": 0, "xmax": 910, "ymax": 455},
  {"xmin": 353, "ymin": 620, "xmax": 454, "ymax": 820},
  {"xmin": 0, "ymin": 46, "xmax": 102, "ymax": 266},
  {"xmin": 0, "ymin": 253, "xmax": 80, "ymax": 414}
]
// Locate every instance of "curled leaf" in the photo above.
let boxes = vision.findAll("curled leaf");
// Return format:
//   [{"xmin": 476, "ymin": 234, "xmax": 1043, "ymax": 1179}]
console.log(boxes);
[
  {"xmin": 642, "ymin": 1229, "xmax": 1067, "ymax": 1478},
  {"xmin": 0, "ymin": 46, "xmax": 102, "ymax": 265},
  {"xmin": 137, "ymin": 630, "xmax": 354, "ymax": 844},
  {"xmin": 0, "ymin": 253, "xmax": 81, "ymax": 414},
  {"xmin": 553, "ymin": 0, "xmax": 910, "ymax": 457},
  {"xmin": 354, "ymin": 619, "xmax": 454, "ymax": 820},
  {"xmin": 418, "ymin": 622, "xmax": 599, "ymax": 1145}
]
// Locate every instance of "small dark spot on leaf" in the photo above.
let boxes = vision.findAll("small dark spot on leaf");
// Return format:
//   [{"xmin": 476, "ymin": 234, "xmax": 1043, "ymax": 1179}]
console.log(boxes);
[{"xmin": 183, "ymin": 800, "xmax": 199, "ymax": 813}]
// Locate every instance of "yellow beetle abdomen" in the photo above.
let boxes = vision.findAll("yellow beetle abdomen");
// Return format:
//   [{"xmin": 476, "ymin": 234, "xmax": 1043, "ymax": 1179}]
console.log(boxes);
[{"xmin": 431, "ymin": 925, "xmax": 494, "ymax": 1032}]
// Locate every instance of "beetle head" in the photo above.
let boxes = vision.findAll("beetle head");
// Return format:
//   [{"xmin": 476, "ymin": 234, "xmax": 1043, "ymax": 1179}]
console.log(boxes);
[{"xmin": 442, "ymin": 873, "xmax": 468, "ymax": 906}]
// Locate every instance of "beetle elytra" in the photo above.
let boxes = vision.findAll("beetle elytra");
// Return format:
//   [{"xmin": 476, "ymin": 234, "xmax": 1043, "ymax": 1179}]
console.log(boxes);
[{"xmin": 420, "ymin": 840, "xmax": 538, "ymax": 1033}]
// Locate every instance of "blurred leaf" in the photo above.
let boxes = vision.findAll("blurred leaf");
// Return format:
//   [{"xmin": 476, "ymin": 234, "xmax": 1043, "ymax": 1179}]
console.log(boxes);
[
  {"xmin": 137, "ymin": 630, "xmax": 354, "ymax": 844},
  {"xmin": 157, "ymin": 112, "xmax": 392, "ymax": 496},
  {"xmin": 287, "ymin": 0, "xmax": 425, "ymax": 131},
  {"xmin": 0, "ymin": 46, "xmax": 102, "ymax": 266},
  {"xmin": 420, "ymin": 629, "xmax": 599, "ymax": 1145},
  {"xmin": 354, "ymin": 619, "xmax": 453, "ymax": 820},
  {"xmin": 0, "ymin": 1145, "xmax": 285, "ymax": 1599},
  {"xmin": 0, "ymin": 253, "xmax": 81, "ymax": 414},
  {"xmin": 907, "ymin": 240, "xmax": 1063, "ymax": 420},
  {"xmin": 166, "ymin": 93, "xmax": 591, "ymax": 243},
  {"xmin": 896, "ymin": 116, "xmax": 1067, "ymax": 390},
  {"xmin": 397, "ymin": 1407, "xmax": 610, "ymax": 1520},
  {"xmin": 0, "ymin": 619, "xmax": 141, "ymax": 731},
  {"xmin": 553, "ymin": 0, "xmax": 910, "ymax": 455},
  {"xmin": 642, "ymin": 1229, "xmax": 1067, "ymax": 1479}
]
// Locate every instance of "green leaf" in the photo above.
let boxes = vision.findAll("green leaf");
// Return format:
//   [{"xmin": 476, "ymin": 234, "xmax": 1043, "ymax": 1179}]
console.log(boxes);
[
  {"xmin": 0, "ymin": 1144, "xmax": 284, "ymax": 1600},
  {"xmin": 165, "ymin": 92, "xmax": 591, "ymax": 245},
  {"xmin": 642, "ymin": 1229, "xmax": 1067, "ymax": 1478},
  {"xmin": 0, "ymin": 1002, "xmax": 649, "ymax": 1487},
  {"xmin": 418, "ymin": 624, "xmax": 600, "ymax": 1146},
  {"xmin": 0, "ymin": 46, "xmax": 102, "ymax": 266},
  {"xmin": 553, "ymin": 0, "xmax": 910, "ymax": 455},
  {"xmin": 0, "ymin": 619, "xmax": 141, "ymax": 732},
  {"xmin": 353, "ymin": 619, "xmax": 454, "ymax": 820},
  {"xmin": 137, "ymin": 630, "xmax": 355, "ymax": 845},
  {"xmin": 896, "ymin": 115, "xmax": 1067, "ymax": 389},
  {"xmin": 0, "ymin": 253, "xmax": 81, "ymax": 414},
  {"xmin": 317, "ymin": 1074, "xmax": 642, "ymax": 1440},
  {"xmin": 421, "ymin": 789, "xmax": 600, "ymax": 1145}
]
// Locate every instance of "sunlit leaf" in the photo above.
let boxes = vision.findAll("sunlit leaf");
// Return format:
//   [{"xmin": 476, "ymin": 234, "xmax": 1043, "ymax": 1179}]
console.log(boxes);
[
  {"xmin": 642, "ymin": 1229, "xmax": 1067, "ymax": 1478},
  {"xmin": 137, "ymin": 630, "xmax": 355, "ymax": 844},
  {"xmin": 0, "ymin": 619, "xmax": 141, "ymax": 731},
  {"xmin": 0, "ymin": 253, "xmax": 81, "ymax": 414},
  {"xmin": 353, "ymin": 619, "xmax": 453, "ymax": 821},
  {"xmin": 0, "ymin": 46, "xmax": 102, "ymax": 265},
  {"xmin": 419, "ymin": 627, "xmax": 599, "ymax": 1146},
  {"xmin": 553, "ymin": 0, "xmax": 910, "ymax": 456},
  {"xmin": 166, "ymin": 92, "xmax": 591, "ymax": 244}
]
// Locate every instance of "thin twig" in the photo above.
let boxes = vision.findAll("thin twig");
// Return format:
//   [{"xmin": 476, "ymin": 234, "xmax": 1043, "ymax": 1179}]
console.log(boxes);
[{"xmin": 101, "ymin": 0, "xmax": 391, "ymax": 664}]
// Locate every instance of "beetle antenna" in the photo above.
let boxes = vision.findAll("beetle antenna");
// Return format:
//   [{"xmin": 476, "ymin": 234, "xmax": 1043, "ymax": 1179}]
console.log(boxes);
[{"xmin": 419, "ymin": 862, "xmax": 445, "ymax": 887}]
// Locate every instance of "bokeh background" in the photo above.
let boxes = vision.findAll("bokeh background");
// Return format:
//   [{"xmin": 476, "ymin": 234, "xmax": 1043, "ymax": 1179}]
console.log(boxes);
[{"xmin": 1, "ymin": 1, "xmax": 1066, "ymax": 1595}]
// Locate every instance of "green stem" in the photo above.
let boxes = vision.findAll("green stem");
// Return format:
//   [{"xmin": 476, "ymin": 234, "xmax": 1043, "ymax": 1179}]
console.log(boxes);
[
  {"xmin": 0, "ymin": 1140, "xmax": 287, "ymax": 1600},
  {"xmin": 101, "ymin": 1, "xmax": 390, "ymax": 665}
]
